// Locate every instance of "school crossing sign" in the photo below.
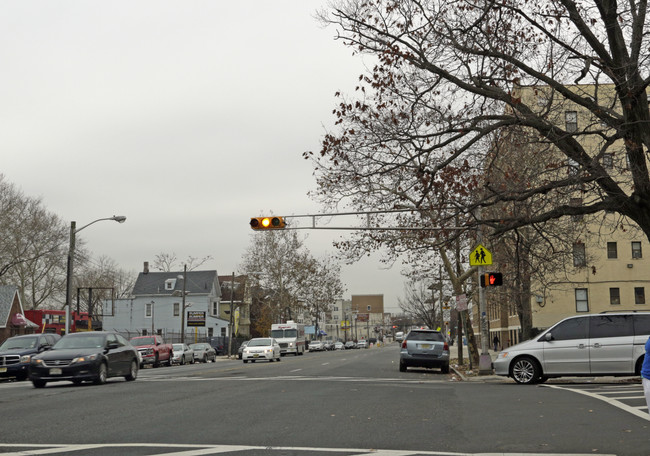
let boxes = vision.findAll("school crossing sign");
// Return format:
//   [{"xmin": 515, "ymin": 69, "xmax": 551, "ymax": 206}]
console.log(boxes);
[{"xmin": 469, "ymin": 244, "xmax": 492, "ymax": 266}]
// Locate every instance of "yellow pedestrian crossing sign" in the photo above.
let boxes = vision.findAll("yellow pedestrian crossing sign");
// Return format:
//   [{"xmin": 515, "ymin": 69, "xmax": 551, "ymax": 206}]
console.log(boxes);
[{"xmin": 470, "ymin": 244, "xmax": 492, "ymax": 266}]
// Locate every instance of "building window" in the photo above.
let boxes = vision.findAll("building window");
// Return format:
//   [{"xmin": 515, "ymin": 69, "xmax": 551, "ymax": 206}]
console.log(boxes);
[
  {"xmin": 573, "ymin": 243, "xmax": 586, "ymax": 267},
  {"xmin": 145, "ymin": 302, "xmax": 153, "ymax": 318},
  {"xmin": 173, "ymin": 302, "xmax": 180, "ymax": 316},
  {"xmin": 208, "ymin": 328, "xmax": 213, "ymax": 338},
  {"xmin": 635, "ymin": 287, "xmax": 646, "ymax": 304},
  {"xmin": 575, "ymin": 288, "xmax": 589, "ymax": 312},
  {"xmin": 367, "ymin": 305, "xmax": 371, "ymax": 311},
  {"xmin": 210, "ymin": 302, "xmax": 218, "ymax": 316},
  {"xmin": 609, "ymin": 288, "xmax": 620, "ymax": 305},
  {"xmin": 165, "ymin": 279, "xmax": 176, "ymax": 290},
  {"xmin": 565, "ymin": 111, "xmax": 578, "ymax": 132},
  {"xmin": 632, "ymin": 241, "xmax": 642, "ymax": 259},
  {"xmin": 607, "ymin": 242, "xmax": 618, "ymax": 259},
  {"xmin": 602, "ymin": 153, "xmax": 613, "ymax": 168}
]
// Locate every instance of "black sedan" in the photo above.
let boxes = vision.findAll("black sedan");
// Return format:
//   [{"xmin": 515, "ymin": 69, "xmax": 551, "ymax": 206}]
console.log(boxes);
[{"xmin": 29, "ymin": 332, "xmax": 139, "ymax": 388}]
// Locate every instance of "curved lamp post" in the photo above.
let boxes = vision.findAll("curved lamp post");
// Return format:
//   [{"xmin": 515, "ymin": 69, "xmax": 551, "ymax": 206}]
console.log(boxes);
[{"xmin": 65, "ymin": 215, "xmax": 126, "ymax": 334}]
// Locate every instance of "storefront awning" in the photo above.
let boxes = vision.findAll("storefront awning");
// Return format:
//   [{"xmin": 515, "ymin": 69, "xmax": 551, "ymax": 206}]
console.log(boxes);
[{"xmin": 11, "ymin": 313, "xmax": 38, "ymax": 327}]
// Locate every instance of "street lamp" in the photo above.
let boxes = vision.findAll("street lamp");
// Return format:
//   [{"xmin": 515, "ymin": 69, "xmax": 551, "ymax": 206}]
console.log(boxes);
[{"xmin": 65, "ymin": 215, "xmax": 126, "ymax": 335}]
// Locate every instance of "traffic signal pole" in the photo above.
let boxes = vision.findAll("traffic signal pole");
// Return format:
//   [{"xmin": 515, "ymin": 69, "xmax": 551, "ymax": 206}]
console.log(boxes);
[{"xmin": 476, "ymin": 214, "xmax": 492, "ymax": 375}]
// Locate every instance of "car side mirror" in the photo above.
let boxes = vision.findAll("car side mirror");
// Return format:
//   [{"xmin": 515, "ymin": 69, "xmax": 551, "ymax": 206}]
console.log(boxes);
[
  {"xmin": 107, "ymin": 342, "xmax": 119, "ymax": 350},
  {"xmin": 544, "ymin": 332, "xmax": 553, "ymax": 342},
  {"xmin": 39, "ymin": 344, "xmax": 50, "ymax": 352}
]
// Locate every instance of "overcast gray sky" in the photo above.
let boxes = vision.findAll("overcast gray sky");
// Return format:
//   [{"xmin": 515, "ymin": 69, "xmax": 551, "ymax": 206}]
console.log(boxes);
[{"xmin": 1, "ymin": 1, "xmax": 408, "ymax": 312}]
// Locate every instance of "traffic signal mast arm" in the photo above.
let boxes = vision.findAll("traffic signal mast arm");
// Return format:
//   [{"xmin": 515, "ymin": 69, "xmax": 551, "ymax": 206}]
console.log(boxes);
[{"xmin": 250, "ymin": 209, "xmax": 469, "ymax": 231}]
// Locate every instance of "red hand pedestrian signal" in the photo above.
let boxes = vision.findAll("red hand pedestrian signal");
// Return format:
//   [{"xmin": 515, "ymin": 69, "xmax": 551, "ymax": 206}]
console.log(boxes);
[{"xmin": 480, "ymin": 272, "xmax": 503, "ymax": 287}]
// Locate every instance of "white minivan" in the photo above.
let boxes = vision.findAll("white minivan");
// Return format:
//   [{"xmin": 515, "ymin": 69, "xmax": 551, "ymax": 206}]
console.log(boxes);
[{"xmin": 493, "ymin": 312, "xmax": 650, "ymax": 384}]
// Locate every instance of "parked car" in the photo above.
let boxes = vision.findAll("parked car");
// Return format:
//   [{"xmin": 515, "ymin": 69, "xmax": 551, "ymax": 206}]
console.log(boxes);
[
  {"xmin": 344, "ymin": 341, "xmax": 356, "ymax": 350},
  {"xmin": 399, "ymin": 329, "xmax": 450, "ymax": 373},
  {"xmin": 171, "ymin": 344, "xmax": 194, "ymax": 365},
  {"xmin": 493, "ymin": 312, "xmax": 650, "ymax": 384},
  {"xmin": 308, "ymin": 340, "xmax": 325, "ymax": 352},
  {"xmin": 0, "ymin": 333, "xmax": 61, "ymax": 381},
  {"xmin": 237, "ymin": 340, "xmax": 249, "ymax": 359},
  {"xmin": 29, "ymin": 331, "xmax": 139, "ymax": 387},
  {"xmin": 189, "ymin": 343, "xmax": 216, "ymax": 363},
  {"xmin": 334, "ymin": 341, "xmax": 345, "ymax": 350},
  {"xmin": 242, "ymin": 338, "xmax": 281, "ymax": 363},
  {"xmin": 323, "ymin": 340, "xmax": 334, "ymax": 350},
  {"xmin": 356, "ymin": 340, "xmax": 369, "ymax": 349}
]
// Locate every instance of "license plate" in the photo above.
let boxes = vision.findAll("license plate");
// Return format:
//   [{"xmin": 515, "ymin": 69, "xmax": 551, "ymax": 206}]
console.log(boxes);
[
  {"xmin": 50, "ymin": 368, "xmax": 62, "ymax": 375},
  {"xmin": 0, "ymin": 367, "xmax": 6, "ymax": 373},
  {"xmin": 253, "ymin": 354, "xmax": 259, "ymax": 358},
  {"xmin": 421, "ymin": 344, "xmax": 432, "ymax": 349}
]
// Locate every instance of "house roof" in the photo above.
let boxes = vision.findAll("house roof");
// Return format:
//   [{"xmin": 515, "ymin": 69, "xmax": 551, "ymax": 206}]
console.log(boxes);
[
  {"xmin": 0, "ymin": 285, "xmax": 19, "ymax": 328},
  {"xmin": 132, "ymin": 270, "xmax": 220, "ymax": 297}
]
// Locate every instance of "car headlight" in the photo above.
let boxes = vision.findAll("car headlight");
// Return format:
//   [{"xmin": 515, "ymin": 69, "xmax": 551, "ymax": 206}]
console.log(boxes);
[
  {"xmin": 496, "ymin": 352, "xmax": 510, "ymax": 360},
  {"xmin": 20, "ymin": 354, "xmax": 31, "ymax": 364},
  {"xmin": 71, "ymin": 354, "xmax": 98, "ymax": 364},
  {"xmin": 31, "ymin": 358, "xmax": 43, "ymax": 366}
]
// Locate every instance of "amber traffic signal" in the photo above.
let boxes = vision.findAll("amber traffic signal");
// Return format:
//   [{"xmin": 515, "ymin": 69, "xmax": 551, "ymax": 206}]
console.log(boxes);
[
  {"xmin": 480, "ymin": 272, "xmax": 503, "ymax": 287},
  {"xmin": 250, "ymin": 216, "xmax": 286, "ymax": 230}
]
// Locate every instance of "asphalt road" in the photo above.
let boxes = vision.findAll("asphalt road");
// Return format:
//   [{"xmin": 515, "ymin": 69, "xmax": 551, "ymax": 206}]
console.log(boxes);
[{"xmin": 0, "ymin": 345, "xmax": 648, "ymax": 455}]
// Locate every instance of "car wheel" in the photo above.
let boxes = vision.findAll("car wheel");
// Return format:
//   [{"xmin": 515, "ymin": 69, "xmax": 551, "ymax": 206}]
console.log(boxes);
[
  {"xmin": 94, "ymin": 363, "xmax": 108, "ymax": 385},
  {"xmin": 167, "ymin": 354, "xmax": 174, "ymax": 366},
  {"xmin": 441, "ymin": 364, "xmax": 450, "ymax": 374},
  {"xmin": 153, "ymin": 353, "xmax": 160, "ymax": 368},
  {"xmin": 203, "ymin": 354, "xmax": 208, "ymax": 363},
  {"xmin": 32, "ymin": 379, "xmax": 47, "ymax": 388},
  {"xmin": 251, "ymin": 360, "xmax": 256, "ymax": 363},
  {"xmin": 511, "ymin": 357, "xmax": 541, "ymax": 384},
  {"xmin": 399, "ymin": 361, "xmax": 407, "ymax": 372},
  {"xmin": 125, "ymin": 359, "xmax": 138, "ymax": 381},
  {"xmin": 180, "ymin": 356, "xmax": 185, "ymax": 365},
  {"xmin": 277, "ymin": 356, "xmax": 281, "ymax": 362},
  {"xmin": 243, "ymin": 359, "xmax": 248, "ymax": 363},
  {"xmin": 72, "ymin": 379, "xmax": 83, "ymax": 386}
]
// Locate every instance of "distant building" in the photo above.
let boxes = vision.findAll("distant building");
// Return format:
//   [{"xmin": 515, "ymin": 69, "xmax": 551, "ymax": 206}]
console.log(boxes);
[
  {"xmin": 102, "ymin": 262, "xmax": 229, "ymax": 342},
  {"xmin": 351, "ymin": 294, "xmax": 386, "ymax": 341}
]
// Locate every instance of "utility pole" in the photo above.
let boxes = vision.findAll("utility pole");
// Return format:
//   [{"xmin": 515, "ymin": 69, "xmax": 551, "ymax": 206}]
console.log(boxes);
[{"xmin": 228, "ymin": 272, "xmax": 235, "ymax": 358}]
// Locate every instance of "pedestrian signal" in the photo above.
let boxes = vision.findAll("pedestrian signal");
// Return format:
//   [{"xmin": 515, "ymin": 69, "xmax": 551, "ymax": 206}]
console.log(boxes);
[
  {"xmin": 480, "ymin": 272, "xmax": 503, "ymax": 287},
  {"xmin": 250, "ymin": 216, "xmax": 286, "ymax": 230}
]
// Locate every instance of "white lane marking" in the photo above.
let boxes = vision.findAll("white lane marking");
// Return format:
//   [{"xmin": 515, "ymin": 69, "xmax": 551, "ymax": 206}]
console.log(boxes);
[
  {"xmin": 0, "ymin": 443, "xmax": 617, "ymax": 456},
  {"xmin": 290, "ymin": 369, "xmax": 302, "ymax": 373},
  {"xmin": 545, "ymin": 384, "xmax": 650, "ymax": 421}
]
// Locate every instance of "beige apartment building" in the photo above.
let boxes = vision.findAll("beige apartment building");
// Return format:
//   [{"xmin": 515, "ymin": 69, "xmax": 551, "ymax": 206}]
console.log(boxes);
[{"xmin": 484, "ymin": 83, "xmax": 650, "ymax": 348}]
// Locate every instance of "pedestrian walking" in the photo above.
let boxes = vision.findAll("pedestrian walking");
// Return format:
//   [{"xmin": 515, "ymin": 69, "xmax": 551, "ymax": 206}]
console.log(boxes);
[
  {"xmin": 493, "ymin": 334, "xmax": 500, "ymax": 351},
  {"xmin": 642, "ymin": 336, "xmax": 650, "ymax": 415}
]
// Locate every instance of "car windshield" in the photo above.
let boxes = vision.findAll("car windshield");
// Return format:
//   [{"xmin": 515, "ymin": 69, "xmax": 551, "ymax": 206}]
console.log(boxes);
[
  {"xmin": 54, "ymin": 335, "xmax": 106, "ymax": 349},
  {"xmin": 173, "ymin": 344, "xmax": 184, "ymax": 351},
  {"xmin": 131, "ymin": 337, "xmax": 154, "ymax": 345},
  {"xmin": 407, "ymin": 331, "xmax": 444, "ymax": 342},
  {"xmin": 0, "ymin": 337, "xmax": 38, "ymax": 350},
  {"xmin": 190, "ymin": 344, "xmax": 205, "ymax": 350},
  {"xmin": 248, "ymin": 339, "xmax": 271, "ymax": 347}
]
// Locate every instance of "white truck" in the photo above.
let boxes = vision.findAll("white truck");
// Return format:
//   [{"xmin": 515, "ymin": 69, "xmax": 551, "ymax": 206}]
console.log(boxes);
[{"xmin": 270, "ymin": 321, "xmax": 306, "ymax": 356}]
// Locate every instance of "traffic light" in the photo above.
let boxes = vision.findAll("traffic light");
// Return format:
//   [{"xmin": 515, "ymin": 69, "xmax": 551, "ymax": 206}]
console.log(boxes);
[
  {"xmin": 480, "ymin": 272, "xmax": 503, "ymax": 287},
  {"xmin": 250, "ymin": 216, "xmax": 286, "ymax": 230}
]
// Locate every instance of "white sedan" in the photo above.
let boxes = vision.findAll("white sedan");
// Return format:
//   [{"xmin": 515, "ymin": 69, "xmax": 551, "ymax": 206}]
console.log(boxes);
[{"xmin": 242, "ymin": 338, "xmax": 281, "ymax": 363}]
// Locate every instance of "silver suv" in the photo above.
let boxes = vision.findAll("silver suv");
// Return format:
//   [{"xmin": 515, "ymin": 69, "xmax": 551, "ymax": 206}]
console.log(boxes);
[
  {"xmin": 493, "ymin": 312, "xmax": 650, "ymax": 384},
  {"xmin": 399, "ymin": 329, "xmax": 450, "ymax": 373}
]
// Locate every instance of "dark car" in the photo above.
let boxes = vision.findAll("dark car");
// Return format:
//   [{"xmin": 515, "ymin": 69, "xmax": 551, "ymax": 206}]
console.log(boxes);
[
  {"xmin": 0, "ymin": 333, "xmax": 61, "ymax": 381},
  {"xmin": 399, "ymin": 329, "xmax": 450, "ymax": 373},
  {"xmin": 29, "ymin": 332, "xmax": 139, "ymax": 388}
]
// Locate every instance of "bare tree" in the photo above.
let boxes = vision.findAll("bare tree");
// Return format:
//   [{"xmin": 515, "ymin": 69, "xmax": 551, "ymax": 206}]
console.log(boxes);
[
  {"xmin": 0, "ymin": 175, "xmax": 69, "ymax": 308},
  {"xmin": 240, "ymin": 229, "xmax": 344, "ymax": 329},
  {"xmin": 398, "ymin": 280, "xmax": 439, "ymax": 329},
  {"xmin": 152, "ymin": 252, "xmax": 214, "ymax": 272}
]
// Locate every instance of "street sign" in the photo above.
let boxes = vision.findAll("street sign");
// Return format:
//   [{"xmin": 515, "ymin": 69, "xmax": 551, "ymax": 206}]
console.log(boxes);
[{"xmin": 469, "ymin": 244, "xmax": 492, "ymax": 266}]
